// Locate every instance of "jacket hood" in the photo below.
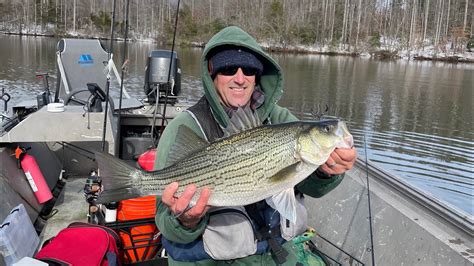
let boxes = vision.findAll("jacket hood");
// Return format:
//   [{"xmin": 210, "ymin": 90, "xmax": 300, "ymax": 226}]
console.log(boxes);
[{"xmin": 201, "ymin": 26, "xmax": 284, "ymax": 127}]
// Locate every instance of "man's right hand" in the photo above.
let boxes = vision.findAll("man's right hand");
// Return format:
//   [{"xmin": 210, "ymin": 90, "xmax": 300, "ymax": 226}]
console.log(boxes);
[{"xmin": 161, "ymin": 182, "xmax": 211, "ymax": 229}]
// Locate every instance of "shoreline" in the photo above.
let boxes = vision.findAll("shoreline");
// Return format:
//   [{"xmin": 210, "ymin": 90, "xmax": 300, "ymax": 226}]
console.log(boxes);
[
  {"xmin": 2, "ymin": 31, "xmax": 473, "ymax": 64},
  {"xmin": 262, "ymin": 44, "xmax": 474, "ymax": 63}
]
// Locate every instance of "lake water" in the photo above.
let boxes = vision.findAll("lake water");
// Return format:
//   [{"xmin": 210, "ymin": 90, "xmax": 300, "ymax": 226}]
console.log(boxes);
[{"xmin": 0, "ymin": 35, "xmax": 472, "ymax": 216}]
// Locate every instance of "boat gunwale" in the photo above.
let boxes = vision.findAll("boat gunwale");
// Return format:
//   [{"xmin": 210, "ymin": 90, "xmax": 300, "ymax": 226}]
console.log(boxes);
[{"xmin": 355, "ymin": 157, "xmax": 473, "ymax": 237}]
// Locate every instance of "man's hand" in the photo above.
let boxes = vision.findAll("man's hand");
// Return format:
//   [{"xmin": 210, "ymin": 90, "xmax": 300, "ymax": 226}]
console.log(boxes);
[
  {"xmin": 319, "ymin": 147, "xmax": 357, "ymax": 175},
  {"xmin": 161, "ymin": 182, "xmax": 211, "ymax": 229}
]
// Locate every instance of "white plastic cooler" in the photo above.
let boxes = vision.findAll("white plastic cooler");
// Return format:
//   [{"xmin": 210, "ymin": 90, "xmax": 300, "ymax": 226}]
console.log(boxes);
[{"xmin": 0, "ymin": 204, "xmax": 39, "ymax": 265}]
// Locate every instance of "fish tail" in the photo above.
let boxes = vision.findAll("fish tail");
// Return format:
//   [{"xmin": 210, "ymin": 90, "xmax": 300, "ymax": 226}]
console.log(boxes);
[{"xmin": 94, "ymin": 152, "xmax": 143, "ymax": 203}]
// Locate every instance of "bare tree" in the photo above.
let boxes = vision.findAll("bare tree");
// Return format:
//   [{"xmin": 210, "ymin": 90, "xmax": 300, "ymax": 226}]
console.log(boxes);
[
  {"xmin": 423, "ymin": 0, "xmax": 430, "ymax": 50},
  {"xmin": 445, "ymin": 0, "xmax": 451, "ymax": 38},
  {"xmin": 355, "ymin": 0, "xmax": 362, "ymax": 50},
  {"xmin": 462, "ymin": 0, "xmax": 469, "ymax": 34},
  {"xmin": 0, "ymin": 0, "xmax": 472, "ymax": 55}
]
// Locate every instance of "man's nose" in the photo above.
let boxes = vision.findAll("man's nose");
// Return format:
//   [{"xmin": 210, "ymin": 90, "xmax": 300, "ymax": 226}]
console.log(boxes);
[{"xmin": 233, "ymin": 68, "xmax": 245, "ymax": 84}]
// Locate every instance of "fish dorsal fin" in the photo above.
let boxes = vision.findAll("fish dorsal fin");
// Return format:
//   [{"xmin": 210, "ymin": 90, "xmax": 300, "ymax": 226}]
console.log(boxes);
[
  {"xmin": 222, "ymin": 106, "xmax": 262, "ymax": 137},
  {"xmin": 167, "ymin": 125, "xmax": 209, "ymax": 165}
]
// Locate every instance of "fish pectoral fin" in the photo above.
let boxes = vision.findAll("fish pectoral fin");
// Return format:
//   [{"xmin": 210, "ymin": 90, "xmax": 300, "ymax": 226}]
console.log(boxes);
[
  {"xmin": 270, "ymin": 162, "xmax": 313, "ymax": 183},
  {"xmin": 270, "ymin": 163, "xmax": 301, "ymax": 183},
  {"xmin": 266, "ymin": 188, "xmax": 297, "ymax": 223},
  {"xmin": 168, "ymin": 125, "xmax": 209, "ymax": 165}
]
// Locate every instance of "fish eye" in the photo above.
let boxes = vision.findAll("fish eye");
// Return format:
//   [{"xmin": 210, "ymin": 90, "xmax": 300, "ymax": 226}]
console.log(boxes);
[{"xmin": 323, "ymin": 125, "xmax": 331, "ymax": 133}]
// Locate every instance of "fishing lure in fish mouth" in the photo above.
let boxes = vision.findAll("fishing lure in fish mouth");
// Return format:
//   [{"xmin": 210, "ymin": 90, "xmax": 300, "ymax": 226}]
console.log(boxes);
[{"xmin": 95, "ymin": 106, "xmax": 353, "ymax": 223}]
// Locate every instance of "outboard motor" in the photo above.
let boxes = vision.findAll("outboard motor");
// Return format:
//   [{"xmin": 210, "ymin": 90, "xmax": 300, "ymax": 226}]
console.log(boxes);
[{"xmin": 144, "ymin": 50, "xmax": 181, "ymax": 104}]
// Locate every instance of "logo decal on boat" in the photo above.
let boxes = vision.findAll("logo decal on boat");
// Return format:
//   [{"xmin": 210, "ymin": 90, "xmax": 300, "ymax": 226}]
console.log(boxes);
[{"xmin": 78, "ymin": 54, "xmax": 94, "ymax": 65}]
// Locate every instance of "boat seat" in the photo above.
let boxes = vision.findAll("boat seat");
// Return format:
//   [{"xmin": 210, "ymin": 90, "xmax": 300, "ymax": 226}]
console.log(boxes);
[{"xmin": 55, "ymin": 39, "xmax": 142, "ymax": 110}]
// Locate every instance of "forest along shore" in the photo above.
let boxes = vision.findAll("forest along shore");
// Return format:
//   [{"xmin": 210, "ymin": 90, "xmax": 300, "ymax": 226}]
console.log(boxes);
[
  {"xmin": 2, "ymin": 31, "xmax": 473, "ymax": 64},
  {"xmin": 1, "ymin": 0, "xmax": 473, "ymax": 63}
]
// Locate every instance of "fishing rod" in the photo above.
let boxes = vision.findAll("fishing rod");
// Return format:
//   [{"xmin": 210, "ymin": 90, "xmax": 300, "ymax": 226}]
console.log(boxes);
[
  {"xmin": 150, "ymin": 0, "xmax": 181, "ymax": 146},
  {"xmin": 364, "ymin": 134, "xmax": 376, "ymax": 266},
  {"xmin": 315, "ymin": 232, "xmax": 364, "ymax": 265},
  {"xmin": 101, "ymin": 0, "xmax": 117, "ymax": 152},
  {"xmin": 306, "ymin": 239, "xmax": 341, "ymax": 266},
  {"xmin": 114, "ymin": 0, "xmax": 131, "ymax": 156},
  {"xmin": 57, "ymin": 142, "xmax": 96, "ymax": 161},
  {"xmin": 313, "ymin": 109, "xmax": 368, "ymax": 265}
]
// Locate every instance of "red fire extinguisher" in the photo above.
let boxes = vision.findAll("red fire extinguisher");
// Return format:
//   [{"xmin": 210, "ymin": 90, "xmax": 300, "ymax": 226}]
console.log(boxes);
[{"xmin": 15, "ymin": 147, "xmax": 53, "ymax": 204}]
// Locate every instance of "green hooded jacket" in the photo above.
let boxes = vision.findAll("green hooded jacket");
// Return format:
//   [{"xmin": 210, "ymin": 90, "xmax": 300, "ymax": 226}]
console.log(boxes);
[{"xmin": 153, "ymin": 26, "xmax": 343, "ymax": 265}]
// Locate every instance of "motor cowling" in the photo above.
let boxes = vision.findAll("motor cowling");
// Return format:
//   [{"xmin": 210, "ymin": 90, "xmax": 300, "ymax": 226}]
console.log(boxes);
[{"xmin": 143, "ymin": 50, "xmax": 181, "ymax": 104}]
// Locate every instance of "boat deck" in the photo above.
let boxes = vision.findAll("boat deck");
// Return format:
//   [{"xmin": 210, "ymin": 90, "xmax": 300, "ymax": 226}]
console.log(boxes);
[
  {"xmin": 39, "ymin": 177, "xmax": 89, "ymax": 245},
  {"xmin": 2, "ymin": 142, "xmax": 472, "ymax": 265},
  {"xmin": 39, "ymin": 159, "xmax": 473, "ymax": 265}
]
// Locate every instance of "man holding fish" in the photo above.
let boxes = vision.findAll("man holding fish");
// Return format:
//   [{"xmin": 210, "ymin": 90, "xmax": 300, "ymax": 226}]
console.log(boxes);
[{"xmin": 152, "ymin": 26, "xmax": 357, "ymax": 265}]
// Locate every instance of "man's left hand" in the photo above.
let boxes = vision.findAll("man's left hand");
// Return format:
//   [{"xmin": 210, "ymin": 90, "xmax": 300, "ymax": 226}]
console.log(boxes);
[{"xmin": 319, "ymin": 147, "xmax": 357, "ymax": 175}]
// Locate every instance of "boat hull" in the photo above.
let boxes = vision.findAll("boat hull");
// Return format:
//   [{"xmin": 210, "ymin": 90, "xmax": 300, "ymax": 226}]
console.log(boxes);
[{"xmin": 307, "ymin": 159, "xmax": 473, "ymax": 265}]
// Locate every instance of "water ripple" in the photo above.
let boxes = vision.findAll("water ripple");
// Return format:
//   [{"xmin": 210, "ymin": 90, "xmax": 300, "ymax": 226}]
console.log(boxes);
[{"xmin": 1, "ymin": 35, "xmax": 472, "ymax": 216}]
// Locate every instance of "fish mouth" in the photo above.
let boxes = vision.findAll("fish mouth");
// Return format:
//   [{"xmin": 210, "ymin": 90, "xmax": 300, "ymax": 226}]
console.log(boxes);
[
  {"xmin": 336, "ymin": 122, "xmax": 354, "ymax": 148},
  {"xmin": 345, "ymin": 134, "xmax": 354, "ymax": 148}
]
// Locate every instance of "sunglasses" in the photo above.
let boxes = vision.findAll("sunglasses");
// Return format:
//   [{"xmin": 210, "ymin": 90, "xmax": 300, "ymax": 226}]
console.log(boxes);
[{"xmin": 218, "ymin": 66, "xmax": 258, "ymax": 76}]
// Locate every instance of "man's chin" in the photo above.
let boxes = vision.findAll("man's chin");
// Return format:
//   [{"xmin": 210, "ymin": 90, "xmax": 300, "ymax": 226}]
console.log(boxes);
[{"xmin": 225, "ymin": 99, "xmax": 243, "ymax": 107}]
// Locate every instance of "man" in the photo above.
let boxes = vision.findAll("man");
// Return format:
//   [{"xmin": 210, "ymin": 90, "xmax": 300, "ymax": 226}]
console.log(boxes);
[{"xmin": 154, "ymin": 26, "xmax": 357, "ymax": 265}]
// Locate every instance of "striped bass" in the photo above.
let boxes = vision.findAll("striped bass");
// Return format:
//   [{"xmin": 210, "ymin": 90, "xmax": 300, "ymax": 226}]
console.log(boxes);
[{"xmin": 95, "ymin": 108, "xmax": 353, "ymax": 221}]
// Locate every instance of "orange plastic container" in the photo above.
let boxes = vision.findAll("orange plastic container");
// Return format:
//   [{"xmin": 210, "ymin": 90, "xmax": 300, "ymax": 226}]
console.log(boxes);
[{"xmin": 117, "ymin": 196, "xmax": 159, "ymax": 262}]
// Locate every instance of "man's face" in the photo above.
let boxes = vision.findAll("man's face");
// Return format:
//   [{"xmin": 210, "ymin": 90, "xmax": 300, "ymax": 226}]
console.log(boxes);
[{"xmin": 213, "ymin": 67, "xmax": 256, "ymax": 108}]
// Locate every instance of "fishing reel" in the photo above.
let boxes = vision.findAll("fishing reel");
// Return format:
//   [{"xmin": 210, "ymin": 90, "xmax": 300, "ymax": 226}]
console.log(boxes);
[{"xmin": 84, "ymin": 170, "xmax": 103, "ymax": 224}]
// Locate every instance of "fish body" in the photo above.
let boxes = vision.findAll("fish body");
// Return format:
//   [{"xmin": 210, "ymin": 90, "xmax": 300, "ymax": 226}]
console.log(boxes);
[{"xmin": 96, "ymin": 116, "xmax": 353, "ymax": 212}]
